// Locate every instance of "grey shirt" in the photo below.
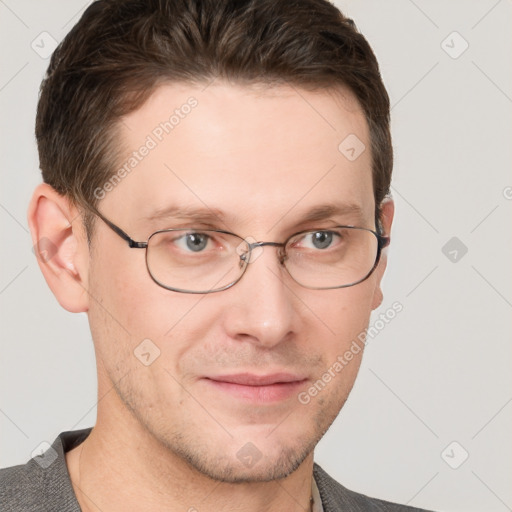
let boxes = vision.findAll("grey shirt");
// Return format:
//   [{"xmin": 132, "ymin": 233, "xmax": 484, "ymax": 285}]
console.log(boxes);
[{"xmin": 0, "ymin": 428, "xmax": 433, "ymax": 511}]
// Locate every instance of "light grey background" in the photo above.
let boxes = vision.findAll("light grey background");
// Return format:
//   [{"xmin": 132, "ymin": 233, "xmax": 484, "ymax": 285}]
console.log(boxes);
[{"xmin": 1, "ymin": 1, "xmax": 511, "ymax": 511}]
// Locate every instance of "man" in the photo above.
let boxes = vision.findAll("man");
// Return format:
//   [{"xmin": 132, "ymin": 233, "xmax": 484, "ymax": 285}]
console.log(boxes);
[{"xmin": 0, "ymin": 0, "xmax": 433, "ymax": 510}]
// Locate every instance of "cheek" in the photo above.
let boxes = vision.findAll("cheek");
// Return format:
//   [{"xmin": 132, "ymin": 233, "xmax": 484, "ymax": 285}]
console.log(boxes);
[
  {"xmin": 87, "ymin": 244, "xmax": 216, "ymax": 373},
  {"xmin": 317, "ymin": 281, "xmax": 376, "ymax": 346},
  {"xmin": 87, "ymin": 245, "xmax": 157, "ymax": 360},
  {"xmin": 90, "ymin": 243, "xmax": 176, "ymax": 335},
  {"xmin": 301, "ymin": 287, "xmax": 374, "ymax": 413}
]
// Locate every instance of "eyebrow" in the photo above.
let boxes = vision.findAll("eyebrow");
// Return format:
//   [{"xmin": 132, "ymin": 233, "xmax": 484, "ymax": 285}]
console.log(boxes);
[
  {"xmin": 144, "ymin": 205, "xmax": 235, "ymax": 227},
  {"xmin": 287, "ymin": 203, "xmax": 366, "ymax": 224},
  {"xmin": 143, "ymin": 202, "xmax": 366, "ymax": 228}
]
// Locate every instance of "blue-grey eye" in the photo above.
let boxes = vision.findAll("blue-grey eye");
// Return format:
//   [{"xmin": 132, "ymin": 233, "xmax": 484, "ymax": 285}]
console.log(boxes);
[
  {"xmin": 187, "ymin": 233, "xmax": 209, "ymax": 251},
  {"xmin": 174, "ymin": 232, "xmax": 210, "ymax": 252},
  {"xmin": 309, "ymin": 231, "xmax": 334, "ymax": 249}
]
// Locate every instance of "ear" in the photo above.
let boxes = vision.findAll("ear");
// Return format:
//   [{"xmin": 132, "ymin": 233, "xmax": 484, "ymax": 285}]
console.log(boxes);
[
  {"xmin": 27, "ymin": 183, "xmax": 90, "ymax": 313},
  {"xmin": 370, "ymin": 197, "xmax": 395, "ymax": 310}
]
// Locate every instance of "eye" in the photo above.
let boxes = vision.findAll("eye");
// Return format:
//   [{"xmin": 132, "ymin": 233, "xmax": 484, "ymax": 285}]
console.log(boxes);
[
  {"xmin": 295, "ymin": 230, "xmax": 340, "ymax": 250},
  {"xmin": 174, "ymin": 232, "xmax": 211, "ymax": 252}
]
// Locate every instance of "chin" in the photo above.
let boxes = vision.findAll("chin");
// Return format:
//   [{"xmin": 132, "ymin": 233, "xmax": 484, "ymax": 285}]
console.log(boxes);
[
  {"xmin": 167, "ymin": 431, "xmax": 317, "ymax": 483},
  {"xmin": 190, "ymin": 447, "xmax": 311, "ymax": 483}
]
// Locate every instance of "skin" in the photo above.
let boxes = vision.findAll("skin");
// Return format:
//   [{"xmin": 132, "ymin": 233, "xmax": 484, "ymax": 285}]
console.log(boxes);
[{"xmin": 28, "ymin": 81, "xmax": 394, "ymax": 512}]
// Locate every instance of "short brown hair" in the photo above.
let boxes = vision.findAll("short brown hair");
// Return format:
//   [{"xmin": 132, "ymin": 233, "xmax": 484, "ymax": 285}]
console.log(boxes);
[{"xmin": 36, "ymin": 0, "xmax": 392, "ymax": 241}]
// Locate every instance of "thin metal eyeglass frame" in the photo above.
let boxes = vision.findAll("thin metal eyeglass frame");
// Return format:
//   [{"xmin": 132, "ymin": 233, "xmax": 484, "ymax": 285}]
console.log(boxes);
[{"xmin": 89, "ymin": 207, "xmax": 390, "ymax": 293}]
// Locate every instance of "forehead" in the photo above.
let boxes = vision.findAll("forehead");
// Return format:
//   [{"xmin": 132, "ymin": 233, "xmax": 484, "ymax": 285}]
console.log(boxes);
[{"xmin": 108, "ymin": 81, "xmax": 374, "ymax": 234}]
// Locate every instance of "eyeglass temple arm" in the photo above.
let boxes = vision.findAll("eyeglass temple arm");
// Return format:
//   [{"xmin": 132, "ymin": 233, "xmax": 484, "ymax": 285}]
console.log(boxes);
[{"xmin": 92, "ymin": 208, "xmax": 148, "ymax": 249}]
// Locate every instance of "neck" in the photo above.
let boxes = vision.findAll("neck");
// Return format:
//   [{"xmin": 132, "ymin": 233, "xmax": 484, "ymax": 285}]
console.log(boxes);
[{"xmin": 66, "ymin": 383, "xmax": 315, "ymax": 512}]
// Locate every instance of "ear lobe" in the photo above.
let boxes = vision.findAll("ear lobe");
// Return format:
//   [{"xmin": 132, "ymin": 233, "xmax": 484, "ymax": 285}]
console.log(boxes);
[
  {"xmin": 28, "ymin": 183, "xmax": 90, "ymax": 313},
  {"xmin": 371, "ymin": 286, "xmax": 384, "ymax": 310}
]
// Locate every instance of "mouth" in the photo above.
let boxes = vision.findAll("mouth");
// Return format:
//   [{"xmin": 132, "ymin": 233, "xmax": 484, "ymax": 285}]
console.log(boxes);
[{"xmin": 202, "ymin": 373, "xmax": 308, "ymax": 403}]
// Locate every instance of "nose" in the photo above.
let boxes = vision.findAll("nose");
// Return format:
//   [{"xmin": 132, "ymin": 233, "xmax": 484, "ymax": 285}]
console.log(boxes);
[{"xmin": 222, "ymin": 244, "xmax": 297, "ymax": 348}]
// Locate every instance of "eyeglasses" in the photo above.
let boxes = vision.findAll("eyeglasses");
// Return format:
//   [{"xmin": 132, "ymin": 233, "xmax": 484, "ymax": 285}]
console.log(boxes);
[{"xmin": 90, "ymin": 208, "xmax": 389, "ymax": 294}]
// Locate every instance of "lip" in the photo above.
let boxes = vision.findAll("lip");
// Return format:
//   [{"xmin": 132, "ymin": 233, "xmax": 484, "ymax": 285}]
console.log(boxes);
[{"xmin": 203, "ymin": 373, "xmax": 308, "ymax": 403}]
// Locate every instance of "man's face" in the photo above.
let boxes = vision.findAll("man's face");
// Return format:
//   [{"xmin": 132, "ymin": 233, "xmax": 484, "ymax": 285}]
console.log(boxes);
[{"xmin": 86, "ymin": 82, "xmax": 389, "ymax": 482}]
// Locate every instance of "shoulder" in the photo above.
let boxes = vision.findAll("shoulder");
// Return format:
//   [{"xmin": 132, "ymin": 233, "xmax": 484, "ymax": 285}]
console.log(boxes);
[
  {"xmin": 0, "ymin": 460, "xmax": 42, "ymax": 511},
  {"xmin": 0, "ymin": 428, "xmax": 91, "ymax": 512},
  {"xmin": 313, "ymin": 463, "xmax": 435, "ymax": 512}
]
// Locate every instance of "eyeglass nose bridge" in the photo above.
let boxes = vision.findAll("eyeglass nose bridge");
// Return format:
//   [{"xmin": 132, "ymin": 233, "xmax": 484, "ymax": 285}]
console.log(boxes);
[{"xmin": 238, "ymin": 240, "xmax": 286, "ymax": 265}]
